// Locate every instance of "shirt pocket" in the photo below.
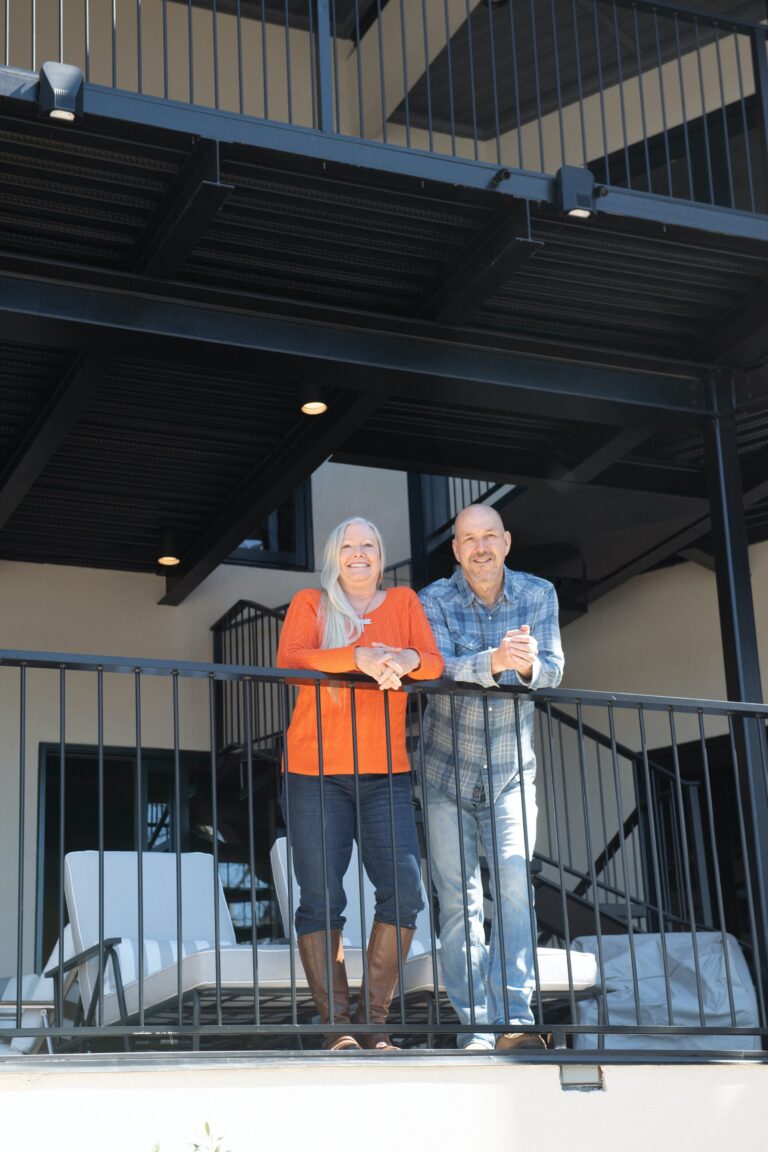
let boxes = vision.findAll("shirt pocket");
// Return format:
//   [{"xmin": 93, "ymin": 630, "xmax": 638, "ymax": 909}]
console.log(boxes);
[{"xmin": 454, "ymin": 631, "xmax": 483, "ymax": 656}]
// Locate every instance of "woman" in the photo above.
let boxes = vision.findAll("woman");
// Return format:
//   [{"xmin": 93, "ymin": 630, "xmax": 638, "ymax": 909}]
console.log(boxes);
[{"xmin": 277, "ymin": 516, "xmax": 443, "ymax": 1050}]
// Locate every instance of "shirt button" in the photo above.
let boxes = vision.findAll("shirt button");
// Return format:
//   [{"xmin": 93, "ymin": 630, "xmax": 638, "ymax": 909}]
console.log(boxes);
[{"xmin": 488, "ymin": 706, "xmax": 493, "ymax": 712}]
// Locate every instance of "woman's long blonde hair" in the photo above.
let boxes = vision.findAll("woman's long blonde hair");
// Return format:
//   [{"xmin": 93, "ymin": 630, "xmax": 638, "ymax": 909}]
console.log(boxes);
[{"xmin": 318, "ymin": 517, "xmax": 386, "ymax": 649}]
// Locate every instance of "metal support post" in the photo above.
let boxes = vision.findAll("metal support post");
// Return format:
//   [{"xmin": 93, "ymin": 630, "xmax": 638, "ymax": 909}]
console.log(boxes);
[{"xmin": 315, "ymin": 0, "xmax": 334, "ymax": 134}]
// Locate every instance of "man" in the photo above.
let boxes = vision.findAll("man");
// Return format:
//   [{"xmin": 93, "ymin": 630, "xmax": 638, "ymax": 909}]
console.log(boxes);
[{"xmin": 418, "ymin": 503, "xmax": 564, "ymax": 1051}]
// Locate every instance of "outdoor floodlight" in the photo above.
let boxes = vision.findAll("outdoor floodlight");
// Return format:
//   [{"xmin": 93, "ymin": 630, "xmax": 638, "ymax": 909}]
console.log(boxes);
[
  {"xmin": 38, "ymin": 61, "xmax": 84, "ymax": 122},
  {"xmin": 299, "ymin": 382, "xmax": 328, "ymax": 416},
  {"xmin": 556, "ymin": 165, "xmax": 598, "ymax": 219}
]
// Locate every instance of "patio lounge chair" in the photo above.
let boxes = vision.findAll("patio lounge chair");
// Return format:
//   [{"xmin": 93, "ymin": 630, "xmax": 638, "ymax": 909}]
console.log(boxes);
[
  {"xmin": 0, "ymin": 929, "xmax": 73, "ymax": 1055},
  {"xmin": 59, "ymin": 850, "xmax": 315, "ymax": 1047}
]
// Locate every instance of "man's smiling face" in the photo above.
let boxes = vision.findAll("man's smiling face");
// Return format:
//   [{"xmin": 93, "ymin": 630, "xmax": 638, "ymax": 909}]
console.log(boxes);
[{"xmin": 452, "ymin": 504, "xmax": 511, "ymax": 600}]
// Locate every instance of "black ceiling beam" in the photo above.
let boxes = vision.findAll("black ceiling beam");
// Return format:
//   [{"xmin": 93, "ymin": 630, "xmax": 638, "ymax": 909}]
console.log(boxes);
[
  {"xmin": 2, "ymin": 64, "xmax": 768, "ymax": 244},
  {"xmin": 691, "ymin": 278, "xmax": 768, "ymax": 364},
  {"xmin": 414, "ymin": 200, "xmax": 542, "ymax": 325},
  {"xmin": 160, "ymin": 390, "xmax": 382, "ymax": 606},
  {"xmin": 0, "ymin": 270, "xmax": 710, "ymax": 428},
  {"xmin": 333, "ymin": 430, "xmax": 708, "ymax": 501},
  {"xmin": 0, "ymin": 351, "xmax": 109, "ymax": 531},
  {"xmin": 130, "ymin": 140, "xmax": 234, "ymax": 278},
  {"xmin": 587, "ymin": 441, "xmax": 768, "ymax": 603},
  {"xmin": 556, "ymin": 428, "xmax": 654, "ymax": 484}
]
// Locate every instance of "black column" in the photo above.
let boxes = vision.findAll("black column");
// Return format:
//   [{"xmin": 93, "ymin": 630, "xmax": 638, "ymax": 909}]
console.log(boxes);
[
  {"xmin": 407, "ymin": 473, "xmax": 429, "ymax": 592},
  {"xmin": 703, "ymin": 379, "xmax": 763, "ymax": 705},
  {"xmin": 704, "ymin": 377, "xmax": 768, "ymax": 1017}
]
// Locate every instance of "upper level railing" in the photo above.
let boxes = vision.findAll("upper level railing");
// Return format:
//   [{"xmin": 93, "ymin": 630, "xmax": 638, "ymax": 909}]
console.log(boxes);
[
  {"xmin": 2, "ymin": 0, "xmax": 767, "ymax": 214},
  {"xmin": 0, "ymin": 647, "xmax": 767, "ymax": 1056}
]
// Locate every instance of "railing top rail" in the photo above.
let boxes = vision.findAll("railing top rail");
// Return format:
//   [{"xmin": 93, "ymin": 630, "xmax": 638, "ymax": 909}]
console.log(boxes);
[
  {"xmin": 1, "ymin": 649, "xmax": 767, "ymax": 717},
  {"xmin": 602, "ymin": 0, "xmax": 768, "ymax": 36}
]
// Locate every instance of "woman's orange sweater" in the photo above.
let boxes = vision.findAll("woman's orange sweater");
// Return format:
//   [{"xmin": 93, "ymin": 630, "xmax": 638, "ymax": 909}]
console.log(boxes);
[{"xmin": 276, "ymin": 586, "xmax": 444, "ymax": 775}]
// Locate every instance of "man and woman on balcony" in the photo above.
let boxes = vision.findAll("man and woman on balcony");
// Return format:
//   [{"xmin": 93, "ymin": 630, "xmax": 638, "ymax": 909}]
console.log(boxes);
[{"xmin": 277, "ymin": 504, "xmax": 564, "ymax": 1052}]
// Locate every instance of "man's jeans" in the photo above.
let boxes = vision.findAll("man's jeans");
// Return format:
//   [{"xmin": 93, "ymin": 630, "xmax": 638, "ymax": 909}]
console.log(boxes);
[
  {"xmin": 281, "ymin": 772, "xmax": 424, "ymax": 936},
  {"xmin": 425, "ymin": 777, "xmax": 537, "ymax": 1049}
]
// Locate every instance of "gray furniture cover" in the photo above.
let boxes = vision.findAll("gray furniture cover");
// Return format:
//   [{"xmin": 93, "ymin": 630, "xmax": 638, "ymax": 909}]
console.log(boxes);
[{"xmin": 572, "ymin": 931, "xmax": 760, "ymax": 1050}]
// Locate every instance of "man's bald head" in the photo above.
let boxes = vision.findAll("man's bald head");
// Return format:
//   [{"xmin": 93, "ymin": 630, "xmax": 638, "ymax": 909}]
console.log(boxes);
[{"xmin": 454, "ymin": 503, "xmax": 506, "ymax": 539}]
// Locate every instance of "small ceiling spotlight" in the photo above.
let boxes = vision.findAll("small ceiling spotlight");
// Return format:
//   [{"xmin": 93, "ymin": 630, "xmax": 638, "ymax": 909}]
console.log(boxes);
[
  {"xmin": 556, "ymin": 165, "xmax": 598, "ymax": 220},
  {"xmin": 157, "ymin": 529, "xmax": 181, "ymax": 568},
  {"xmin": 38, "ymin": 61, "xmax": 84, "ymax": 122},
  {"xmin": 299, "ymin": 382, "xmax": 328, "ymax": 416}
]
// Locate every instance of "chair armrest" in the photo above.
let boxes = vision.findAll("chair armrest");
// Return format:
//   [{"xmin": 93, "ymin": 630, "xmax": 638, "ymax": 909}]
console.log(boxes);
[{"xmin": 45, "ymin": 938, "xmax": 123, "ymax": 979}]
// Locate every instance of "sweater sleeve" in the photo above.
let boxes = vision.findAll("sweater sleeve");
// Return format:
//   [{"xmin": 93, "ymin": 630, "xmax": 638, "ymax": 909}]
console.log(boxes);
[
  {"xmin": 276, "ymin": 590, "xmax": 359, "ymax": 673},
  {"xmin": 402, "ymin": 589, "xmax": 444, "ymax": 681}
]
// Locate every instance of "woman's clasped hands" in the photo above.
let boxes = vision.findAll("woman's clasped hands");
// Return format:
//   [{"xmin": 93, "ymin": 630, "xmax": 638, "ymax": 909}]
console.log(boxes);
[{"xmin": 354, "ymin": 640, "xmax": 420, "ymax": 690}]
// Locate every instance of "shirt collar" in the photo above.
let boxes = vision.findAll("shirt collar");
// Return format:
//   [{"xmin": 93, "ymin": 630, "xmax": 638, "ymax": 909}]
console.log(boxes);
[{"xmin": 455, "ymin": 565, "xmax": 516, "ymax": 607}]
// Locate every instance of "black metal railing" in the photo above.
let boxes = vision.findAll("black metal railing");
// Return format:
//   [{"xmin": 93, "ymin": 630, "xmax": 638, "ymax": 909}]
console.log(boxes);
[
  {"xmin": 2, "ymin": 0, "xmax": 767, "ymax": 214},
  {"xmin": 0, "ymin": 648, "xmax": 767, "ymax": 1056}
]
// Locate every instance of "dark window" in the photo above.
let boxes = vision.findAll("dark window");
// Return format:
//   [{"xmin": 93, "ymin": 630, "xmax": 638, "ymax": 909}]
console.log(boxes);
[{"xmin": 227, "ymin": 481, "xmax": 313, "ymax": 571}]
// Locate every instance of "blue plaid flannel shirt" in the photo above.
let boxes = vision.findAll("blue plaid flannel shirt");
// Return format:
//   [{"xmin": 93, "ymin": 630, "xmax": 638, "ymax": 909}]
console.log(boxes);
[{"xmin": 418, "ymin": 567, "xmax": 564, "ymax": 804}]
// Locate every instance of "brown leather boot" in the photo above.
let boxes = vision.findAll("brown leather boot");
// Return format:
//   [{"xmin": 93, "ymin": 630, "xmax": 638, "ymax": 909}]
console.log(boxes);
[
  {"xmin": 354, "ymin": 921, "xmax": 415, "ymax": 1050},
  {"xmin": 297, "ymin": 929, "xmax": 361, "ymax": 1051}
]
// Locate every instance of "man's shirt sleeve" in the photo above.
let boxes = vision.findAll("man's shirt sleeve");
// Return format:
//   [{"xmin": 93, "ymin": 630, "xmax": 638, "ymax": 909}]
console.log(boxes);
[
  {"xmin": 418, "ymin": 586, "xmax": 498, "ymax": 688},
  {"xmin": 520, "ymin": 582, "xmax": 564, "ymax": 691}
]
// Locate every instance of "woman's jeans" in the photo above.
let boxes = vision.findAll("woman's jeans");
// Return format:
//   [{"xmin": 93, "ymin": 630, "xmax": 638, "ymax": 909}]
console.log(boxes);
[
  {"xmin": 425, "ymin": 776, "xmax": 538, "ymax": 1049},
  {"xmin": 281, "ymin": 772, "xmax": 424, "ymax": 937}
]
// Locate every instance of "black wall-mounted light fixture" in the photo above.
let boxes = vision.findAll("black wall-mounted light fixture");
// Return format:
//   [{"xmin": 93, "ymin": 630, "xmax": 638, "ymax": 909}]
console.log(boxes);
[
  {"xmin": 157, "ymin": 529, "xmax": 181, "ymax": 568},
  {"xmin": 299, "ymin": 382, "xmax": 328, "ymax": 416},
  {"xmin": 38, "ymin": 61, "xmax": 84, "ymax": 122},
  {"xmin": 556, "ymin": 165, "xmax": 598, "ymax": 219}
]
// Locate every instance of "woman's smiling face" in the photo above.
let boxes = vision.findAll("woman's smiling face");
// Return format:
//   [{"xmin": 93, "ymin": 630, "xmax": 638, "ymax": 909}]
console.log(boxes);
[{"xmin": 338, "ymin": 521, "xmax": 381, "ymax": 592}]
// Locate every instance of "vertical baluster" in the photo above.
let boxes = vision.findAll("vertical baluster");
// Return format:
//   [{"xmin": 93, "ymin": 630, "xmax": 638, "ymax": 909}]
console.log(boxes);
[
  {"xmin": 383, "ymin": 692, "xmax": 407, "ymax": 1026},
  {"xmin": 549, "ymin": 0, "xmax": 566, "ymax": 167},
  {"xmin": 31, "ymin": 0, "xmax": 35, "ymax": 71},
  {"xmin": 735, "ymin": 32, "xmax": 756, "ymax": 214},
  {"xmin": 399, "ymin": 0, "xmax": 410, "ymax": 149},
  {"xmin": 637, "ymin": 706, "xmax": 673, "ymax": 1023},
  {"xmin": 376, "ymin": 0, "xmax": 387, "ymax": 143},
  {"xmin": 486, "ymin": 0, "xmax": 502, "ymax": 165},
  {"xmin": 135, "ymin": 669, "xmax": 145, "ymax": 1027},
  {"xmin": 694, "ymin": 19, "xmax": 715, "ymax": 203},
  {"xmin": 420, "ymin": 0, "xmax": 433, "ymax": 153},
  {"xmin": 315, "ymin": 0, "xmax": 334, "ymax": 134},
  {"xmin": 278, "ymin": 681, "xmax": 298, "ymax": 1026},
  {"xmin": 591, "ymin": 0, "xmax": 609, "ymax": 184},
  {"xmin": 464, "ymin": 0, "xmax": 479, "ymax": 160},
  {"xmin": 331, "ymin": 0, "xmax": 341, "ymax": 134},
  {"xmin": 570, "ymin": 0, "xmax": 588, "ymax": 168},
  {"xmin": 15, "ymin": 666, "xmax": 26, "ymax": 1029},
  {"xmin": 56, "ymin": 667, "xmax": 66, "ymax": 1028},
  {"xmin": 315, "ymin": 680, "xmax": 335, "ymax": 1031},
  {"xmin": 60, "ymin": 0, "xmax": 64, "ymax": 63},
  {"xmin": 543, "ymin": 702, "xmax": 578, "ymax": 1025},
  {"xmin": 697, "ymin": 711, "xmax": 737, "ymax": 1026},
  {"xmin": 611, "ymin": 1, "xmax": 631, "ymax": 188},
  {"xmin": 236, "ymin": 0, "xmax": 243, "ymax": 114},
  {"xmin": 673, "ymin": 15, "xmax": 694, "ymax": 202},
  {"xmin": 750, "ymin": 30, "xmax": 768, "ymax": 214},
  {"xmin": 632, "ymin": 7, "xmax": 652, "ymax": 192},
  {"xmin": 210, "ymin": 674, "xmax": 223, "ymax": 1027},
  {"xmin": 668, "ymin": 710, "xmax": 705, "ymax": 1025},
  {"xmin": 354, "ymin": 0, "xmax": 364, "ymax": 137},
  {"xmin": 653, "ymin": 12, "xmax": 673, "ymax": 198},
  {"xmin": 136, "ymin": 0, "xmax": 142, "ymax": 94},
  {"xmin": 349, "ymin": 686, "xmax": 369, "ymax": 1011},
  {"xmin": 172, "ymin": 671, "xmax": 183, "ymax": 1024},
  {"xmin": 244, "ymin": 679, "xmax": 260, "ymax": 1027},
  {"xmin": 308, "ymin": 0, "xmax": 317, "ymax": 129},
  {"xmin": 256, "ymin": 0, "xmax": 266, "ymax": 117},
  {"xmin": 511, "ymin": 697, "xmax": 543, "ymax": 1029},
  {"xmin": 443, "ymin": 0, "xmax": 457, "ymax": 157},
  {"xmin": 449, "ymin": 690, "xmax": 477, "ymax": 1033},
  {"xmin": 415, "ymin": 688, "xmax": 442, "ymax": 1032},
  {"xmin": 96, "ymin": 668, "xmax": 105, "ymax": 1029},
  {"xmin": 714, "ymin": 26, "xmax": 735, "ymax": 208},
  {"xmin": 188, "ymin": 0, "xmax": 195, "ymax": 108},
  {"xmin": 111, "ymin": 0, "xmax": 116, "ymax": 86},
  {"xmin": 212, "ymin": 0, "xmax": 220, "ymax": 110},
  {"xmin": 507, "ymin": 0, "xmax": 523, "ymax": 169},
  {"xmin": 529, "ymin": 0, "xmax": 545, "ymax": 172},
  {"xmin": 284, "ymin": 0, "xmax": 293, "ymax": 124},
  {"xmin": 162, "ymin": 0, "xmax": 168, "ymax": 100},
  {"xmin": 607, "ymin": 705, "xmax": 641, "ymax": 1025},
  {"xmin": 728, "ymin": 713, "xmax": 767, "ymax": 1025}
]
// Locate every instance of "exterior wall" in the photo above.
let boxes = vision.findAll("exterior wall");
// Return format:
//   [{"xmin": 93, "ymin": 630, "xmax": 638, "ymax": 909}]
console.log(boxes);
[{"xmin": 0, "ymin": 1057, "xmax": 764, "ymax": 1151}]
